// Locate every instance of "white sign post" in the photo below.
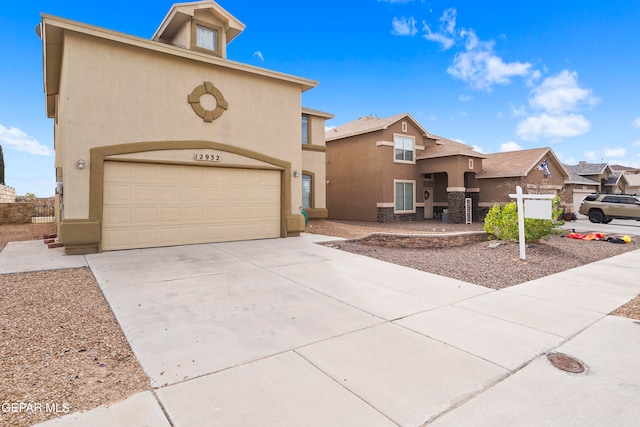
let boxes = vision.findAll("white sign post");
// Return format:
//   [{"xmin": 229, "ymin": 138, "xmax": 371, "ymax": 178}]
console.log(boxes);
[{"xmin": 509, "ymin": 186, "xmax": 556, "ymax": 260}]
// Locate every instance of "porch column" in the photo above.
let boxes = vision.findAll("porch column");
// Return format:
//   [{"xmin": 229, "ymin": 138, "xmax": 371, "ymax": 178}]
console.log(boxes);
[{"xmin": 446, "ymin": 187, "xmax": 466, "ymax": 223}]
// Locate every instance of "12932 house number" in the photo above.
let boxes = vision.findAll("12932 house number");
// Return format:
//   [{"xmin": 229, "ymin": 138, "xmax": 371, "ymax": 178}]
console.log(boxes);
[{"xmin": 194, "ymin": 153, "xmax": 221, "ymax": 162}]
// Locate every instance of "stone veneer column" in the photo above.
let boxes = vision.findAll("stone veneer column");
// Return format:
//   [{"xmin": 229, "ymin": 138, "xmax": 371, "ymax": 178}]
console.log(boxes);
[{"xmin": 446, "ymin": 189, "xmax": 466, "ymax": 223}]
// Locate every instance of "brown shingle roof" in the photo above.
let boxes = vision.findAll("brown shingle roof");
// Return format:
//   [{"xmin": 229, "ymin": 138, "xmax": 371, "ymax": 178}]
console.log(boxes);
[
  {"xmin": 565, "ymin": 162, "xmax": 611, "ymax": 175},
  {"xmin": 325, "ymin": 113, "xmax": 429, "ymax": 141},
  {"xmin": 477, "ymin": 147, "xmax": 568, "ymax": 179},
  {"xmin": 416, "ymin": 136, "xmax": 487, "ymax": 159}
]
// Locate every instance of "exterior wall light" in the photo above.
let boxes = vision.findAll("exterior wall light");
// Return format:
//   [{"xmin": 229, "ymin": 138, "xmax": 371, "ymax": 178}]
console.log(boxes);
[
  {"xmin": 293, "ymin": 170, "xmax": 300, "ymax": 177},
  {"xmin": 77, "ymin": 159, "xmax": 86, "ymax": 169}
]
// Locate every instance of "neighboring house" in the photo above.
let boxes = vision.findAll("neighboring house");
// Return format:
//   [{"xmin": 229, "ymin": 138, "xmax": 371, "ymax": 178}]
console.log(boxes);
[
  {"xmin": 562, "ymin": 170, "xmax": 599, "ymax": 216},
  {"xmin": 325, "ymin": 113, "xmax": 576, "ymax": 223},
  {"xmin": 610, "ymin": 164, "xmax": 640, "ymax": 194},
  {"xmin": 623, "ymin": 173, "xmax": 640, "ymax": 195},
  {"xmin": 564, "ymin": 162, "xmax": 614, "ymax": 193},
  {"xmin": 325, "ymin": 113, "xmax": 487, "ymax": 223},
  {"xmin": 604, "ymin": 171, "xmax": 628, "ymax": 195},
  {"xmin": 41, "ymin": 0, "xmax": 331, "ymax": 254},
  {"xmin": 476, "ymin": 147, "xmax": 569, "ymax": 216}
]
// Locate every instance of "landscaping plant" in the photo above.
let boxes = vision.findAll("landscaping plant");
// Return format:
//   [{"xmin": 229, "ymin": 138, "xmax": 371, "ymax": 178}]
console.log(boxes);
[{"xmin": 484, "ymin": 197, "xmax": 565, "ymax": 242}]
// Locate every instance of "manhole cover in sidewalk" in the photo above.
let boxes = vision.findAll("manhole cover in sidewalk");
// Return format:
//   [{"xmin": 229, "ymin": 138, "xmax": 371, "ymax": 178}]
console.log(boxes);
[{"xmin": 547, "ymin": 352, "xmax": 586, "ymax": 373}]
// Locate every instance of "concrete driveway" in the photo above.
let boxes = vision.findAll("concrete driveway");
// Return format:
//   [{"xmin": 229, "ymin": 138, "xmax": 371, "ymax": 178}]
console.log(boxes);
[{"xmin": 16, "ymin": 233, "xmax": 640, "ymax": 426}]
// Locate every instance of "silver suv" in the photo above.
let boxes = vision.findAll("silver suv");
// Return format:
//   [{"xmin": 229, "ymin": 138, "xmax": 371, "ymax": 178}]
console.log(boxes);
[{"xmin": 578, "ymin": 194, "xmax": 640, "ymax": 223}]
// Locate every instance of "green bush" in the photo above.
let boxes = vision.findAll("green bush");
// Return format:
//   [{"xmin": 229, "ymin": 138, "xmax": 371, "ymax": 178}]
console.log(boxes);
[{"xmin": 484, "ymin": 197, "xmax": 564, "ymax": 242}]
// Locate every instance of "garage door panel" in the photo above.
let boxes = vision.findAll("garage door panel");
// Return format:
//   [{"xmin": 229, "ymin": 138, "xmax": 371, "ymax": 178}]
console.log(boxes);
[
  {"xmin": 134, "ymin": 185, "xmax": 158, "ymax": 202},
  {"xmin": 104, "ymin": 207, "xmax": 132, "ymax": 225},
  {"xmin": 103, "ymin": 162, "xmax": 281, "ymax": 250},
  {"xmin": 132, "ymin": 207, "xmax": 157, "ymax": 224}
]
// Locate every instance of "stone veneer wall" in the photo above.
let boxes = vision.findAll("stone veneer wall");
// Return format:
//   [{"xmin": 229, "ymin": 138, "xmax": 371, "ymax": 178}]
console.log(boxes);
[
  {"xmin": 377, "ymin": 207, "xmax": 424, "ymax": 222},
  {"xmin": 0, "ymin": 198, "xmax": 55, "ymax": 224},
  {"xmin": 0, "ymin": 184, "xmax": 16, "ymax": 203},
  {"xmin": 446, "ymin": 191, "xmax": 466, "ymax": 223},
  {"xmin": 348, "ymin": 231, "xmax": 487, "ymax": 249}
]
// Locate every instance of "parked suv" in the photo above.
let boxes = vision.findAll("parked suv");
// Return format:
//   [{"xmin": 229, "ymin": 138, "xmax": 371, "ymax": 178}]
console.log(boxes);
[{"xmin": 578, "ymin": 194, "xmax": 640, "ymax": 223}]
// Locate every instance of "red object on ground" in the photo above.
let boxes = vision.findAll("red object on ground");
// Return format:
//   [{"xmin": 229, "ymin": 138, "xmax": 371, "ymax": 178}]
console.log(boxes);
[{"xmin": 566, "ymin": 232, "xmax": 605, "ymax": 240}]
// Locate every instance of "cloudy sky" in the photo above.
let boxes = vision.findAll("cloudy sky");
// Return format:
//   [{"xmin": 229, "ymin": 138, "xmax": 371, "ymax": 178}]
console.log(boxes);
[{"xmin": 2, "ymin": 0, "xmax": 640, "ymax": 196}]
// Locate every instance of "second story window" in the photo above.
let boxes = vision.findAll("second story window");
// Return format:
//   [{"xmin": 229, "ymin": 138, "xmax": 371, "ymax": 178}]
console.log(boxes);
[
  {"xmin": 302, "ymin": 115, "xmax": 309, "ymax": 144},
  {"xmin": 394, "ymin": 135, "xmax": 414, "ymax": 162},
  {"xmin": 196, "ymin": 25, "xmax": 218, "ymax": 51}
]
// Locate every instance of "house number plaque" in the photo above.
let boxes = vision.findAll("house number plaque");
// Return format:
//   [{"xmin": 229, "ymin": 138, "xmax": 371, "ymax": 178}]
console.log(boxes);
[{"xmin": 194, "ymin": 153, "xmax": 221, "ymax": 162}]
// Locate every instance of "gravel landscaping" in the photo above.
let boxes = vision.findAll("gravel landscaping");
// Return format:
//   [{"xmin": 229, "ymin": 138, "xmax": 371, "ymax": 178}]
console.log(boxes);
[
  {"xmin": 0, "ymin": 224, "xmax": 150, "ymax": 426},
  {"xmin": 307, "ymin": 219, "xmax": 640, "ymax": 316},
  {"xmin": 1, "ymin": 220, "xmax": 639, "ymax": 425}
]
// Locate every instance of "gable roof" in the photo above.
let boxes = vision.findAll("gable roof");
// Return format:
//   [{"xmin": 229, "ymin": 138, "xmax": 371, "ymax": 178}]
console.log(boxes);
[
  {"xmin": 326, "ymin": 113, "xmax": 430, "ymax": 141},
  {"xmin": 565, "ymin": 162, "xmax": 612, "ymax": 176},
  {"xmin": 153, "ymin": 1, "xmax": 245, "ymax": 45},
  {"xmin": 476, "ymin": 147, "xmax": 569, "ymax": 179},
  {"xmin": 416, "ymin": 135, "xmax": 487, "ymax": 159},
  {"xmin": 604, "ymin": 171, "xmax": 627, "ymax": 186},
  {"xmin": 564, "ymin": 170, "xmax": 599, "ymax": 186},
  {"xmin": 610, "ymin": 164, "xmax": 640, "ymax": 172}
]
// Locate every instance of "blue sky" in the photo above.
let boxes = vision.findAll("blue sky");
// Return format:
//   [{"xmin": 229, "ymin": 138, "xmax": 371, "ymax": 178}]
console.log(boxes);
[{"xmin": 2, "ymin": 0, "xmax": 640, "ymax": 196}]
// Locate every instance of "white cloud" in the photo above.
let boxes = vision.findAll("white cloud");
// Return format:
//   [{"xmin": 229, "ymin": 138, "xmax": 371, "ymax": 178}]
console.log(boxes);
[
  {"xmin": 633, "ymin": 117, "xmax": 640, "ymax": 128},
  {"xmin": 421, "ymin": 8, "xmax": 456, "ymax": 50},
  {"xmin": 516, "ymin": 70, "xmax": 598, "ymax": 141},
  {"xmin": 447, "ymin": 29, "xmax": 532, "ymax": 91},
  {"xmin": 0, "ymin": 124, "xmax": 52, "ymax": 156},
  {"xmin": 378, "ymin": 0, "xmax": 414, "ymax": 3},
  {"xmin": 528, "ymin": 70, "xmax": 599, "ymax": 114},
  {"xmin": 459, "ymin": 94, "xmax": 471, "ymax": 102},
  {"xmin": 510, "ymin": 104, "xmax": 527, "ymax": 118},
  {"xmin": 604, "ymin": 147, "xmax": 627, "ymax": 158},
  {"xmin": 634, "ymin": 140, "xmax": 640, "ymax": 146},
  {"xmin": 440, "ymin": 8, "xmax": 457, "ymax": 34},
  {"xmin": 516, "ymin": 113, "xmax": 591, "ymax": 141},
  {"xmin": 253, "ymin": 51, "xmax": 264, "ymax": 62},
  {"xmin": 471, "ymin": 144, "xmax": 485, "ymax": 153},
  {"xmin": 391, "ymin": 16, "xmax": 417, "ymax": 36},
  {"xmin": 500, "ymin": 141, "xmax": 522, "ymax": 152},
  {"xmin": 423, "ymin": 30, "xmax": 454, "ymax": 49}
]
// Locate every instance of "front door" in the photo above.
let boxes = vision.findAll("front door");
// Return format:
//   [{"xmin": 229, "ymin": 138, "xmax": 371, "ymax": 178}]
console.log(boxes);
[{"xmin": 423, "ymin": 186, "xmax": 433, "ymax": 219}]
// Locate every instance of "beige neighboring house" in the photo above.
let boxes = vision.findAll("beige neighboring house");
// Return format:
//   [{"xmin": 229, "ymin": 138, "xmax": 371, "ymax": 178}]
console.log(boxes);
[{"xmin": 41, "ymin": 0, "xmax": 331, "ymax": 254}]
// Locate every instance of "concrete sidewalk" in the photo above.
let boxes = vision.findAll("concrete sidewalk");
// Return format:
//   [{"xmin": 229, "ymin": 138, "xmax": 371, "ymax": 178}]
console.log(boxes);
[{"xmin": 3, "ymin": 234, "xmax": 637, "ymax": 426}]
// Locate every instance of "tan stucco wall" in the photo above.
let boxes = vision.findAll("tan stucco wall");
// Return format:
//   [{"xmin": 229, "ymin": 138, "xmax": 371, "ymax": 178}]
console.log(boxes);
[
  {"xmin": 327, "ymin": 132, "xmax": 384, "ymax": 221},
  {"xmin": 301, "ymin": 150, "xmax": 326, "ymax": 210},
  {"xmin": 58, "ymin": 31, "xmax": 305, "ymax": 220}
]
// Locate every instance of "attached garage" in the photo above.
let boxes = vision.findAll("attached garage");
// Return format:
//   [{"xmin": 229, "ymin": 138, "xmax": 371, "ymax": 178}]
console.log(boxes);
[{"xmin": 102, "ymin": 161, "xmax": 281, "ymax": 250}]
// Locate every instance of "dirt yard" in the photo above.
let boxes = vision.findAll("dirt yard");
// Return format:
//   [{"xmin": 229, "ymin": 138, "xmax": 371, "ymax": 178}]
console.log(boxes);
[{"xmin": 0, "ymin": 224, "xmax": 150, "ymax": 426}]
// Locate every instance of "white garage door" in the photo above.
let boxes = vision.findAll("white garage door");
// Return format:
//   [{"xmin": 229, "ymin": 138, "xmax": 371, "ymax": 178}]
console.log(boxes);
[{"xmin": 102, "ymin": 162, "xmax": 281, "ymax": 250}]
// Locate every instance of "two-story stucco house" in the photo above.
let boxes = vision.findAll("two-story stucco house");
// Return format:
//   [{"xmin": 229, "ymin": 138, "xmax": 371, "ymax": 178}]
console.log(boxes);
[
  {"xmin": 326, "ymin": 113, "xmax": 569, "ymax": 223},
  {"xmin": 40, "ymin": 0, "xmax": 331, "ymax": 254}
]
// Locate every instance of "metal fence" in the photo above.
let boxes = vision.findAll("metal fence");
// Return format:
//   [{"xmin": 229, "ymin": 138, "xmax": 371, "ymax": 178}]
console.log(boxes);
[{"xmin": 32, "ymin": 204, "xmax": 55, "ymax": 224}]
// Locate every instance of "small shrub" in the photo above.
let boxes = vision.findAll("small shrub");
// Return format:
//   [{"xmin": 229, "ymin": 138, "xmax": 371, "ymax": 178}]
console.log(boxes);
[{"xmin": 484, "ymin": 197, "xmax": 565, "ymax": 242}]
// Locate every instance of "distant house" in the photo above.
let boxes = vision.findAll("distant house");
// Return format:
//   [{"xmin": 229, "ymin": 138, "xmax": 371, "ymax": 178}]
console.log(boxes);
[
  {"xmin": 41, "ymin": 1, "xmax": 332, "ymax": 254},
  {"xmin": 564, "ymin": 163, "xmax": 614, "ymax": 192},
  {"xmin": 325, "ymin": 113, "xmax": 568, "ymax": 223},
  {"xmin": 476, "ymin": 147, "xmax": 569, "ymax": 215}
]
